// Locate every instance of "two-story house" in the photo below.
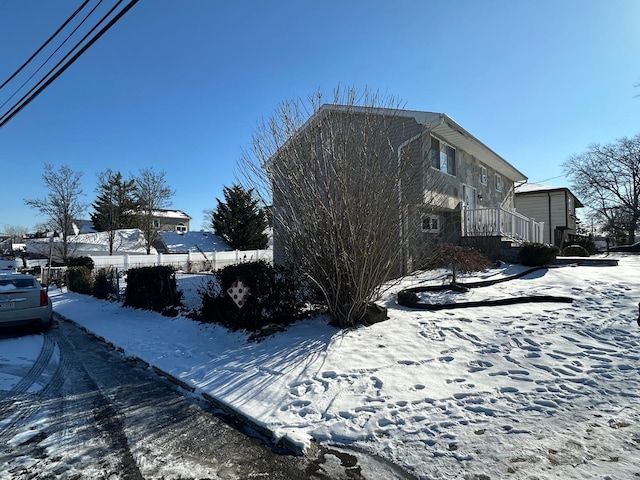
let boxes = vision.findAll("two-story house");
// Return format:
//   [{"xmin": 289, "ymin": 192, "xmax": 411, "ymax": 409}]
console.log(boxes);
[
  {"xmin": 272, "ymin": 105, "xmax": 542, "ymax": 272},
  {"xmin": 515, "ymin": 183, "xmax": 583, "ymax": 248},
  {"xmin": 150, "ymin": 209, "xmax": 191, "ymax": 233}
]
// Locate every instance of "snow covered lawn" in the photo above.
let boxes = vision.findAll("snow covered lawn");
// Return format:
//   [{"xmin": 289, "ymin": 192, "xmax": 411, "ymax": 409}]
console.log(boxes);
[{"xmin": 50, "ymin": 255, "xmax": 640, "ymax": 479}]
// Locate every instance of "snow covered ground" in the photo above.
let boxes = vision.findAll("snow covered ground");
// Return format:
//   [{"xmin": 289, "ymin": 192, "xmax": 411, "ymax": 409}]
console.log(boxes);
[{"xmin": 46, "ymin": 255, "xmax": 640, "ymax": 479}]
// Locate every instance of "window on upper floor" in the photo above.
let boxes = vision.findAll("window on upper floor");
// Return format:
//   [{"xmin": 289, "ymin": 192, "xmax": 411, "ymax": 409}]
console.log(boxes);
[
  {"xmin": 421, "ymin": 214, "xmax": 440, "ymax": 233},
  {"xmin": 429, "ymin": 136, "xmax": 456, "ymax": 176},
  {"xmin": 176, "ymin": 223, "xmax": 187, "ymax": 233},
  {"xmin": 495, "ymin": 174, "xmax": 503, "ymax": 192},
  {"xmin": 153, "ymin": 219, "xmax": 160, "ymax": 228},
  {"xmin": 480, "ymin": 166, "xmax": 487, "ymax": 186},
  {"xmin": 568, "ymin": 196, "xmax": 574, "ymax": 216}
]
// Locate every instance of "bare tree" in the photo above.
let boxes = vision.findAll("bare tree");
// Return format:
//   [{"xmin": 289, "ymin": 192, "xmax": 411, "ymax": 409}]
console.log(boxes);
[
  {"xmin": 241, "ymin": 88, "xmax": 447, "ymax": 328},
  {"xmin": 2, "ymin": 224, "xmax": 28, "ymax": 243},
  {"xmin": 563, "ymin": 134, "xmax": 640, "ymax": 244},
  {"xmin": 24, "ymin": 164, "xmax": 86, "ymax": 262},
  {"xmin": 135, "ymin": 168, "xmax": 174, "ymax": 254}
]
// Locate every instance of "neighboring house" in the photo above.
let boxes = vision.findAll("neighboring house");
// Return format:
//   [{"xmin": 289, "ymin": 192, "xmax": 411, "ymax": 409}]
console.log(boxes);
[
  {"xmin": 151, "ymin": 209, "xmax": 191, "ymax": 233},
  {"xmin": 272, "ymin": 105, "xmax": 542, "ymax": 272},
  {"xmin": 515, "ymin": 183, "xmax": 583, "ymax": 247},
  {"xmin": 153, "ymin": 231, "xmax": 231, "ymax": 254},
  {"xmin": 70, "ymin": 210, "xmax": 191, "ymax": 235}
]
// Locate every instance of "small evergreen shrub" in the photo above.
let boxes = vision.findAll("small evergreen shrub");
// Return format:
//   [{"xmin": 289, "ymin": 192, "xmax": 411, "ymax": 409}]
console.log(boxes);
[
  {"xmin": 123, "ymin": 265, "xmax": 183, "ymax": 315},
  {"xmin": 517, "ymin": 243, "xmax": 560, "ymax": 266},
  {"xmin": 574, "ymin": 237, "xmax": 598, "ymax": 254},
  {"xmin": 198, "ymin": 260, "xmax": 312, "ymax": 331},
  {"xmin": 562, "ymin": 245, "xmax": 590, "ymax": 257},
  {"xmin": 67, "ymin": 256, "xmax": 95, "ymax": 272},
  {"xmin": 67, "ymin": 266, "xmax": 93, "ymax": 294},
  {"xmin": 92, "ymin": 268, "xmax": 119, "ymax": 300}
]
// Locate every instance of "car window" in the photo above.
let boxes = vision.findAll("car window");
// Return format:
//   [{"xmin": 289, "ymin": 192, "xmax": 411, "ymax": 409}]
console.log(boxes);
[{"xmin": 0, "ymin": 278, "xmax": 36, "ymax": 290}]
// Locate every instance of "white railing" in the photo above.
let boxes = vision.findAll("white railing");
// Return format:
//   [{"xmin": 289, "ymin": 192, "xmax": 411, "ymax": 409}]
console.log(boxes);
[
  {"xmin": 463, "ymin": 206, "xmax": 544, "ymax": 244},
  {"xmin": 88, "ymin": 249, "xmax": 273, "ymax": 273}
]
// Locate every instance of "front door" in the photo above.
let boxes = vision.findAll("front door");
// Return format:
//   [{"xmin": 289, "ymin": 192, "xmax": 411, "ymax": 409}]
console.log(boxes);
[
  {"xmin": 462, "ymin": 184, "xmax": 477, "ymax": 235},
  {"xmin": 462, "ymin": 184, "xmax": 477, "ymax": 210}
]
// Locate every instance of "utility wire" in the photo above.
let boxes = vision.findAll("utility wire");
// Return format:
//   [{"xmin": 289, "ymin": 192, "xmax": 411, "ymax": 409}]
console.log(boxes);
[
  {"xmin": 0, "ymin": 0, "xmax": 105, "ymax": 111},
  {"xmin": 0, "ymin": 0, "xmax": 139, "ymax": 129},
  {"xmin": 0, "ymin": 0, "xmax": 91, "ymax": 91}
]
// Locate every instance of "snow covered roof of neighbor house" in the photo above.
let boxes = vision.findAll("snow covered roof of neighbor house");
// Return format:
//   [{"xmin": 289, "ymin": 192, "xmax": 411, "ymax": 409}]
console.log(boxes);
[
  {"xmin": 158, "ymin": 231, "xmax": 231, "ymax": 253},
  {"xmin": 24, "ymin": 228, "xmax": 154, "ymax": 258},
  {"xmin": 153, "ymin": 209, "xmax": 191, "ymax": 219}
]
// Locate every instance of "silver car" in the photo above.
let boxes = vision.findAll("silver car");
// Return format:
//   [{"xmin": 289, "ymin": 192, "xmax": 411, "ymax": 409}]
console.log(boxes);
[{"xmin": 0, "ymin": 273, "xmax": 53, "ymax": 330}]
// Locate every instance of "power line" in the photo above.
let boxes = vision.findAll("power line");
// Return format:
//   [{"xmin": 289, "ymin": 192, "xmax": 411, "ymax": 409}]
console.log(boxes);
[
  {"xmin": 0, "ymin": 0, "xmax": 91, "ymax": 91},
  {"xmin": 0, "ymin": 0, "xmax": 103, "ymax": 111},
  {"xmin": 0, "ymin": 0, "xmax": 139, "ymax": 129}
]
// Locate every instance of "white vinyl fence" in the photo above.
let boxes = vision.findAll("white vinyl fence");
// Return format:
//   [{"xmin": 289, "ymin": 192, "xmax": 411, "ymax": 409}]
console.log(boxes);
[{"xmin": 88, "ymin": 249, "xmax": 272, "ymax": 273}]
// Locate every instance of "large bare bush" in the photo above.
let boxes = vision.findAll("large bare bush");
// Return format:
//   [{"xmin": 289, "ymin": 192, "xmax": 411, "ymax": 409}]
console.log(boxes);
[{"xmin": 241, "ymin": 88, "xmax": 446, "ymax": 327}]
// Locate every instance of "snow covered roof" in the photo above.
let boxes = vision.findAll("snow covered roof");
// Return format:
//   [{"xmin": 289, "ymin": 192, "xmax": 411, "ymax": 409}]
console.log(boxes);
[
  {"xmin": 24, "ymin": 228, "xmax": 155, "ymax": 258},
  {"xmin": 153, "ymin": 209, "xmax": 191, "ymax": 220},
  {"xmin": 158, "ymin": 231, "xmax": 231, "ymax": 253}
]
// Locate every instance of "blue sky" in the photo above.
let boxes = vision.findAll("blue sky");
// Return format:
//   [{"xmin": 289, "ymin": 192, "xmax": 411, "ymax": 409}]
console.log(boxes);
[{"xmin": 1, "ymin": 0, "xmax": 639, "ymax": 232}]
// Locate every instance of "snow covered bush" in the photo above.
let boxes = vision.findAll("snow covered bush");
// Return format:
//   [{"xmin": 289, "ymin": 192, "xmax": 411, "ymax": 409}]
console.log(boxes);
[{"xmin": 197, "ymin": 260, "xmax": 313, "ymax": 331}]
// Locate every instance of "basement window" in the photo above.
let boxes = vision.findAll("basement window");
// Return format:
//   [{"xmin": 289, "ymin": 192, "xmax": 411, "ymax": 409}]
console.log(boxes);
[{"xmin": 421, "ymin": 214, "xmax": 440, "ymax": 233}]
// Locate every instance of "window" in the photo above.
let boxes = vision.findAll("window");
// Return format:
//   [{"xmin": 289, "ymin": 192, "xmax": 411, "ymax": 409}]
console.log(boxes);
[
  {"xmin": 176, "ymin": 223, "xmax": 187, "ymax": 233},
  {"xmin": 568, "ymin": 196, "xmax": 574, "ymax": 216},
  {"xmin": 429, "ymin": 136, "xmax": 456, "ymax": 176},
  {"xmin": 421, "ymin": 214, "xmax": 440, "ymax": 233},
  {"xmin": 480, "ymin": 166, "xmax": 487, "ymax": 186},
  {"xmin": 495, "ymin": 174, "xmax": 503, "ymax": 192},
  {"xmin": 153, "ymin": 219, "xmax": 160, "ymax": 228}
]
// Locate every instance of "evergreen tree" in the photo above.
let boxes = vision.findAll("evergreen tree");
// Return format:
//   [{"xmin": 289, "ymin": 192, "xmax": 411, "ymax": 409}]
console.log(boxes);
[
  {"xmin": 91, "ymin": 170, "xmax": 139, "ymax": 254},
  {"xmin": 210, "ymin": 184, "xmax": 268, "ymax": 250}
]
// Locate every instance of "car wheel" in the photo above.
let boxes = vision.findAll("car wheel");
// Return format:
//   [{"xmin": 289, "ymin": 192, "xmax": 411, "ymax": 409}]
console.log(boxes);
[{"xmin": 42, "ymin": 314, "xmax": 54, "ymax": 331}]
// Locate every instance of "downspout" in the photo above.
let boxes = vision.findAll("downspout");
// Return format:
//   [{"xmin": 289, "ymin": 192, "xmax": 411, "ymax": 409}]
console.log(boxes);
[
  {"xmin": 548, "ymin": 192, "xmax": 552, "ymax": 245},
  {"xmin": 564, "ymin": 190, "xmax": 569, "ymax": 246},
  {"xmin": 398, "ymin": 114, "xmax": 445, "ymax": 275}
]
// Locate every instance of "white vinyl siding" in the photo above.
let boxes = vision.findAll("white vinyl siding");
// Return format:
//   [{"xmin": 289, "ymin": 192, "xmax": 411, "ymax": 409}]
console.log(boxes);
[{"xmin": 514, "ymin": 190, "xmax": 576, "ymax": 244}]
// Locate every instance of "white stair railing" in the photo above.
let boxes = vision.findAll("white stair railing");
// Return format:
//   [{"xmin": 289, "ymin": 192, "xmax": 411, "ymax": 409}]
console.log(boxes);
[{"xmin": 463, "ymin": 206, "xmax": 544, "ymax": 244}]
